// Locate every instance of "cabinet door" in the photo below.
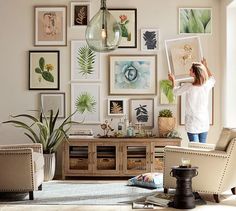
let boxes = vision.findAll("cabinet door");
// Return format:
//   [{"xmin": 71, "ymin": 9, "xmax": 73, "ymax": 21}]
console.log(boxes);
[
  {"xmin": 122, "ymin": 142, "xmax": 151, "ymax": 175},
  {"xmin": 93, "ymin": 142, "xmax": 120, "ymax": 175},
  {"xmin": 64, "ymin": 141, "xmax": 93, "ymax": 175},
  {"xmin": 151, "ymin": 144, "xmax": 164, "ymax": 172}
]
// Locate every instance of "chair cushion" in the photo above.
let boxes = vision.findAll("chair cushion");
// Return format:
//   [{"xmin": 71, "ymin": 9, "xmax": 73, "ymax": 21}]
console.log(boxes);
[
  {"xmin": 32, "ymin": 152, "xmax": 44, "ymax": 172},
  {"xmin": 127, "ymin": 172, "xmax": 163, "ymax": 189},
  {"xmin": 215, "ymin": 128, "xmax": 236, "ymax": 151}
]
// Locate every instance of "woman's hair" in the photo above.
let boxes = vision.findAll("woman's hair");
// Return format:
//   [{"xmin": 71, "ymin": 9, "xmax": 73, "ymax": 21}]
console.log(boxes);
[{"xmin": 191, "ymin": 62, "xmax": 208, "ymax": 85}]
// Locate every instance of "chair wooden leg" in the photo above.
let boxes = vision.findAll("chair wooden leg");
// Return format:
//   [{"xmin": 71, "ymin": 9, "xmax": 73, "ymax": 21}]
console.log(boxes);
[
  {"xmin": 213, "ymin": 194, "xmax": 220, "ymax": 203},
  {"xmin": 38, "ymin": 184, "xmax": 42, "ymax": 191},
  {"xmin": 29, "ymin": 191, "xmax": 34, "ymax": 200},
  {"xmin": 231, "ymin": 187, "xmax": 236, "ymax": 195},
  {"xmin": 164, "ymin": 188, "xmax": 168, "ymax": 194}
]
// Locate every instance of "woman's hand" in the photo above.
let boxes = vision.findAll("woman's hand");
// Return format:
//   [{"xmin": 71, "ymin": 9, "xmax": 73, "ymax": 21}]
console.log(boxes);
[
  {"xmin": 168, "ymin": 73, "xmax": 175, "ymax": 87},
  {"xmin": 201, "ymin": 57, "xmax": 208, "ymax": 68}
]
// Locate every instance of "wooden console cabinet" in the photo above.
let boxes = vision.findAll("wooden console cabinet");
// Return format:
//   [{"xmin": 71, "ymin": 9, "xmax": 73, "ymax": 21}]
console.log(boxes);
[{"xmin": 62, "ymin": 137, "xmax": 181, "ymax": 179}]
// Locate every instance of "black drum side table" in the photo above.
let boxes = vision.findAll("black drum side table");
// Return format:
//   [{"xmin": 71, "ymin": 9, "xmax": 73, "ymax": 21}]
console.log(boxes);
[{"xmin": 170, "ymin": 166, "xmax": 198, "ymax": 209}]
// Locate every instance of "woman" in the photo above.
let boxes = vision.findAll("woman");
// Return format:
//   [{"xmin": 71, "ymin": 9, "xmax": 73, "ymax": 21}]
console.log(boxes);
[{"xmin": 168, "ymin": 58, "xmax": 215, "ymax": 143}]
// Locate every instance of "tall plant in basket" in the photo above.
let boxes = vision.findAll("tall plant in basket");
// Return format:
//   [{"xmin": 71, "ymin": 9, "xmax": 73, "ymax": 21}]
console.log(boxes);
[{"xmin": 158, "ymin": 109, "xmax": 176, "ymax": 137}]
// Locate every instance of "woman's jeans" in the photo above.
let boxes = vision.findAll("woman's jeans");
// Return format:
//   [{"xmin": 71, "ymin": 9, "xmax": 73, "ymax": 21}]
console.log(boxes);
[{"xmin": 187, "ymin": 132, "xmax": 208, "ymax": 143}]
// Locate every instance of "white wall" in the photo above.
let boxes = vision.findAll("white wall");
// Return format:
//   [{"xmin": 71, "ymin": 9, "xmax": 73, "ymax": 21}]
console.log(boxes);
[{"xmin": 0, "ymin": 1, "xmax": 222, "ymax": 151}]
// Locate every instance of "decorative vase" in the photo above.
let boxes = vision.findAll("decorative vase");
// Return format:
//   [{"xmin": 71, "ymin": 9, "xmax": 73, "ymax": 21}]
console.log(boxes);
[
  {"xmin": 158, "ymin": 117, "xmax": 176, "ymax": 137},
  {"xmin": 43, "ymin": 153, "xmax": 56, "ymax": 181}
]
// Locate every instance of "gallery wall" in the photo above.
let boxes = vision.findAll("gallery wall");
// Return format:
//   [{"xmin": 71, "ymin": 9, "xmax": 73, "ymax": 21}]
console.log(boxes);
[{"xmin": 0, "ymin": 0, "xmax": 223, "ymax": 150}]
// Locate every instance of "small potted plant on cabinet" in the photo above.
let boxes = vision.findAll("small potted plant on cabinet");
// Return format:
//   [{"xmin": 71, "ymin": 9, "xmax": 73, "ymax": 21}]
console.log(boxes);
[{"xmin": 158, "ymin": 109, "xmax": 176, "ymax": 137}]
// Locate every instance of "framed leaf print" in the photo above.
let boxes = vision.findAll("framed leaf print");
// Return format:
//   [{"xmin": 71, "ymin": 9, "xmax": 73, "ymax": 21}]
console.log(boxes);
[
  {"xmin": 160, "ymin": 80, "xmax": 176, "ymax": 105},
  {"xmin": 71, "ymin": 40, "xmax": 100, "ymax": 82},
  {"xmin": 129, "ymin": 98, "xmax": 154, "ymax": 128},
  {"xmin": 107, "ymin": 98, "xmax": 126, "ymax": 116},
  {"xmin": 71, "ymin": 83, "xmax": 101, "ymax": 124},
  {"xmin": 141, "ymin": 28, "xmax": 160, "ymax": 51},
  {"xmin": 34, "ymin": 6, "xmax": 67, "ymax": 46},
  {"xmin": 108, "ymin": 8, "xmax": 137, "ymax": 48},
  {"xmin": 29, "ymin": 51, "xmax": 60, "ymax": 90},
  {"xmin": 70, "ymin": 2, "xmax": 90, "ymax": 27}
]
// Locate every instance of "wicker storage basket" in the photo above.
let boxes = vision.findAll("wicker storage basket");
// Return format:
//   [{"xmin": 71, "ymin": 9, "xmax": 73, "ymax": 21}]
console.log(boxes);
[
  {"xmin": 158, "ymin": 117, "xmax": 176, "ymax": 137},
  {"xmin": 127, "ymin": 158, "xmax": 146, "ymax": 170},
  {"xmin": 97, "ymin": 158, "xmax": 116, "ymax": 170},
  {"xmin": 70, "ymin": 158, "xmax": 88, "ymax": 170}
]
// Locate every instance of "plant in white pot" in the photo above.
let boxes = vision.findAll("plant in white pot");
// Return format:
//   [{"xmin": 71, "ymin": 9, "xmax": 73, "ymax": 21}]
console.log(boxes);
[
  {"xmin": 158, "ymin": 109, "xmax": 176, "ymax": 137},
  {"xmin": 3, "ymin": 110, "xmax": 78, "ymax": 181}
]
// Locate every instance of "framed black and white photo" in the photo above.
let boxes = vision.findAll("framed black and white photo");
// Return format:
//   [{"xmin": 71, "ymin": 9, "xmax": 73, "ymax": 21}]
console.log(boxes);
[
  {"xmin": 129, "ymin": 98, "xmax": 154, "ymax": 128},
  {"xmin": 40, "ymin": 92, "xmax": 65, "ymax": 118},
  {"xmin": 141, "ymin": 28, "xmax": 159, "ymax": 51},
  {"xmin": 108, "ymin": 98, "xmax": 126, "ymax": 116}
]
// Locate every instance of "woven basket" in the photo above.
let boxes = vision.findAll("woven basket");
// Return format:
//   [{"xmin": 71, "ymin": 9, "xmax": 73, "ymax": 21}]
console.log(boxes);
[{"xmin": 158, "ymin": 117, "xmax": 176, "ymax": 137}]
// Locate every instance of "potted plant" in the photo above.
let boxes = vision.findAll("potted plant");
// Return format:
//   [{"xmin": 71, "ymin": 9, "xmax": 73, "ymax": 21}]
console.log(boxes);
[
  {"xmin": 2, "ymin": 110, "xmax": 78, "ymax": 181},
  {"xmin": 158, "ymin": 109, "xmax": 176, "ymax": 137}
]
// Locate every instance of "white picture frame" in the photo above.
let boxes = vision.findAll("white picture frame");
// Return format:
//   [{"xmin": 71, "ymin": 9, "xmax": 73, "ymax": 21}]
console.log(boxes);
[
  {"xmin": 71, "ymin": 83, "xmax": 101, "ymax": 124},
  {"xmin": 179, "ymin": 8, "xmax": 212, "ymax": 35},
  {"xmin": 71, "ymin": 40, "xmax": 100, "ymax": 82},
  {"xmin": 180, "ymin": 84, "xmax": 214, "ymax": 125},
  {"xmin": 40, "ymin": 92, "xmax": 65, "ymax": 118},
  {"xmin": 70, "ymin": 1, "xmax": 90, "ymax": 28},
  {"xmin": 107, "ymin": 98, "xmax": 126, "ymax": 116},
  {"xmin": 165, "ymin": 36, "xmax": 203, "ymax": 79},
  {"xmin": 141, "ymin": 28, "xmax": 160, "ymax": 51}
]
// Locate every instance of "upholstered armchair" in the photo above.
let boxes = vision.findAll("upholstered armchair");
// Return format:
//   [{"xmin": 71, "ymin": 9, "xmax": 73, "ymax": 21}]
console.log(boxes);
[
  {"xmin": 163, "ymin": 128, "xmax": 236, "ymax": 202},
  {"xmin": 0, "ymin": 143, "xmax": 44, "ymax": 200}
]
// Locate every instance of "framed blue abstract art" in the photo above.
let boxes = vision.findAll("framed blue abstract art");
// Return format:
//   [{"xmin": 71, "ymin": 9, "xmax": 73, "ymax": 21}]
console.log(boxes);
[{"xmin": 109, "ymin": 55, "xmax": 157, "ymax": 95}]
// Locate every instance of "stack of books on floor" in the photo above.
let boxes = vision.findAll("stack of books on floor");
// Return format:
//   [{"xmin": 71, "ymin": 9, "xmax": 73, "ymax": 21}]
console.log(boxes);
[{"xmin": 69, "ymin": 129, "xmax": 94, "ymax": 139}]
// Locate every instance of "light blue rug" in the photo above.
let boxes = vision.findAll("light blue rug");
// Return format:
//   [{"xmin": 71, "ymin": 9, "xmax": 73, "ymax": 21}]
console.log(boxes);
[{"xmin": 1, "ymin": 180, "xmax": 160, "ymax": 205}]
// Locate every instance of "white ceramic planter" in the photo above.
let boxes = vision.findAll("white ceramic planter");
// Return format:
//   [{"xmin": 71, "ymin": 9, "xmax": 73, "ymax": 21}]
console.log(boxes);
[{"xmin": 43, "ymin": 153, "xmax": 56, "ymax": 181}]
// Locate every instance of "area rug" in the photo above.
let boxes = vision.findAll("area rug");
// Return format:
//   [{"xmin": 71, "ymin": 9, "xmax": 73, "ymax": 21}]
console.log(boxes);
[{"xmin": 0, "ymin": 180, "xmax": 159, "ymax": 205}]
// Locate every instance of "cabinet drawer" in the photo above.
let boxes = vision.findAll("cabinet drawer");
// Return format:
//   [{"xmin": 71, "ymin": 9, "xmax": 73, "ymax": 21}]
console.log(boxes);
[
  {"xmin": 70, "ymin": 158, "xmax": 88, "ymax": 170},
  {"xmin": 97, "ymin": 158, "xmax": 115, "ymax": 170},
  {"xmin": 127, "ymin": 158, "xmax": 146, "ymax": 170}
]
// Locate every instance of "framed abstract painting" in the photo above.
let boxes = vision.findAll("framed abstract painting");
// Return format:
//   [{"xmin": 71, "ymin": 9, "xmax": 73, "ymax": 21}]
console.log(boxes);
[
  {"xmin": 34, "ymin": 6, "xmax": 67, "ymax": 46},
  {"xmin": 141, "ymin": 28, "xmax": 160, "ymax": 51},
  {"xmin": 109, "ymin": 55, "xmax": 157, "ymax": 95}
]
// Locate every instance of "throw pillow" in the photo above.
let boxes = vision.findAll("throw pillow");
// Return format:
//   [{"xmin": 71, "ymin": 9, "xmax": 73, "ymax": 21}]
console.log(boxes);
[{"xmin": 127, "ymin": 172, "xmax": 163, "ymax": 189}]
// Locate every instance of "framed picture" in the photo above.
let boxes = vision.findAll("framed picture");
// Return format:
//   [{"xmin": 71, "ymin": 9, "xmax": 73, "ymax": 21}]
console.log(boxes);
[
  {"xmin": 179, "ymin": 8, "xmax": 212, "ymax": 34},
  {"xmin": 70, "ymin": 2, "xmax": 90, "ymax": 27},
  {"xmin": 40, "ymin": 92, "xmax": 65, "ymax": 118},
  {"xmin": 109, "ymin": 55, "xmax": 157, "ymax": 95},
  {"xmin": 160, "ymin": 80, "xmax": 176, "ymax": 105},
  {"xmin": 71, "ymin": 83, "xmax": 101, "ymax": 124},
  {"xmin": 165, "ymin": 36, "xmax": 203, "ymax": 81},
  {"xmin": 29, "ymin": 51, "xmax": 60, "ymax": 90},
  {"xmin": 34, "ymin": 6, "xmax": 67, "ymax": 46},
  {"xmin": 141, "ymin": 28, "xmax": 160, "ymax": 51},
  {"xmin": 180, "ymin": 83, "xmax": 214, "ymax": 125},
  {"xmin": 71, "ymin": 40, "xmax": 100, "ymax": 82},
  {"xmin": 108, "ymin": 8, "xmax": 137, "ymax": 48},
  {"xmin": 129, "ymin": 98, "xmax": 154, "ymax": 128},
  {"xmin": 107, "ymin": 98, "xmax": 126, "ymax": 116}
]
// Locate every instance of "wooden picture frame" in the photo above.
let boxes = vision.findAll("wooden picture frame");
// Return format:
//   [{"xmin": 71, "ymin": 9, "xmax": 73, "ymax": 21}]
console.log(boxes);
[
  {"xmin": 108, "ymin": 8, "xmax": 137, "ymax": 48},
  {"xmin": 180, "ymin": 84, "xmax": 214, "ymax": 125},
  {"xmin": 129, "ymin": 98, "xmax": 154, "ymax": 128},
  {"xmin": 40, "ymin": 92, "xmax": 65, "ymax": 118},
  {"xmin": 70, "ymin": 2, "xmax": 90, "ymax": 27},
  {"xmin": 141, "ymin": 28, "xmax": 160, "ymax": 51},
  {"xmin": 34, "ymin": 5, "xmax": 67, "ymax": 46},
  {"xmin": 109, "ymin": 55, "xmax": 157, "ymax": 95},
  {"xmin": 107, "ymin": 98, "xmax": 126, "ymax": 116},
  {"xmin": 29, "ymin": 50, "xmax": 60, "ymax": 90},
  {"xmin": 71, "ymin": 83, "xmax": 101, "ymax": 124},
  {"xmin": 71, "ymin": 40, "xmax": 100, "ymax": 82},
  {"xmin": 179, "ymin": 8, "xmax": 212, "ymax": 34}
]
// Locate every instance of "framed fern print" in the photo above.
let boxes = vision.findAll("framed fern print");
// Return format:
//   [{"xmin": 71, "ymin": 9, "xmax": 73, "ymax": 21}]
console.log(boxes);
[
  {"xmin": 141, "ymin": 28, "xmax": 159, "ymax": 51},
  {"xmin": 107, "ymin": 98, "xmax": 126, "ymax": 116},
  {"xmin": 129, "ymin": 98, "xmax": 154, "ymax": 128},
  {"xmin": 160, "ymin": 80, "xmax": 176, "ymax": 104},
  {"xmin": 71, "ymin": 40, "xmax": 100, "ymax": 82},
  {"xmin": 70, "ymin": 2, "xmax": 90, "ymax": 27},
  {"xmin": 71, "ymin": 83, "xmax": 101, "ymax": 124}
]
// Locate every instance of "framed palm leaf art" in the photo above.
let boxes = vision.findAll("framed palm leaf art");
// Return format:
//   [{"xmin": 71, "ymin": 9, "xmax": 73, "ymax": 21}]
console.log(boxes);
[
  {"xmin": 71, "ymin": 40, "xmax": 100, "ymax": 82},
  {"xmin": 107, "ymin": 98, "xmax": 126, "ymax": 116},
  {"xmin": 129, "ymin": 98, "xmax": 154, "ymax": 128}
]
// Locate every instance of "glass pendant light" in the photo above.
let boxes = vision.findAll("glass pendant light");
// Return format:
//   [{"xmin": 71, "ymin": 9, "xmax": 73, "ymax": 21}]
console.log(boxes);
[{"xmin": 85, "ymin": 0, "xmax": 121, "ymax": 52}]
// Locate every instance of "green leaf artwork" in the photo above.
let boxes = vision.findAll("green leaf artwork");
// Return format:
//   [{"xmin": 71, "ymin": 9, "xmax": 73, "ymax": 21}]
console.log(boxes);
[
  {"xmin": 75, "ymin": 92, "xmax": 96, "ymax": 114},
  {"xmin": 35, "ymin": 57, "xmax": 54, "ymax": 83},
  {"xmin": 160, "ymin": 80, "xmax": 175, "ymax": 104},
  {"xmin": 77, "ymin": 45, "xmax": 96, "ymax": 77},
  {"xmin": 180, "ymin": 8, "xmax": 211, "ymax": 34},
  {"xmin": 119, "ymin": 15, "xmax": 131, "ymax": 41}
]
